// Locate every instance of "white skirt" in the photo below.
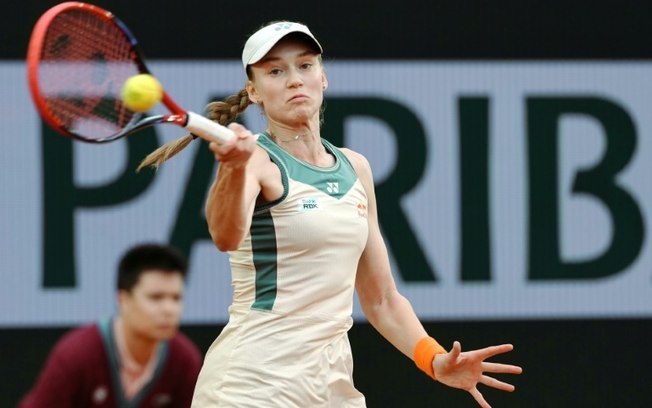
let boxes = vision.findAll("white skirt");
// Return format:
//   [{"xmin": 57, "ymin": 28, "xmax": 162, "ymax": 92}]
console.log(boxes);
[{"xmin": 191, "ymin": 307, "xmax": 366, "ymax": 408}]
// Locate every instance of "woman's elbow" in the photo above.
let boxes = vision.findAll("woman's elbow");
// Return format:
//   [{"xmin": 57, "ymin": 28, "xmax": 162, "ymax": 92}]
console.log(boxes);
[
  {"xmin": 214, "ymin": 239, "xmax": 238, "ymax": 252},
  {"xmin": 209, "ymin": 228, "xmax": 244, "ymax": 252}
]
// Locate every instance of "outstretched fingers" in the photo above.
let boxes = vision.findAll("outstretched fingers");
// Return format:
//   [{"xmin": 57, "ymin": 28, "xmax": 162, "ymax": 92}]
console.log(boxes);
[
  {"xmin": 479, "ymin": 351, "xmax": 522, "ymax": 393},
  {"xmin": 449, "ymin": 340, "xmax": 462, "ymax": 358},
  {"xmin": 482, "ymin": 361, "xmax": 523, "ymax": 374},
  {"xmin": 479, "ymin": 374, "xmax": 516, "ymax": 392},
  {"xmin": 469, "ymin": 387, "xmax": 491, "ymax": 408},
  {"xmin": 477, "ymin": 343, "xmax": 515, "ymax": 359},
  {"xmin": 447, "ymin": 342, "xmax": 521, "ymax": 408}
]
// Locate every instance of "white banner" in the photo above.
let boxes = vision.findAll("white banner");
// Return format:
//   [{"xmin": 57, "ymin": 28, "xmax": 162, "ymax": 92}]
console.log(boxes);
[{"xmin": 2, "ymin": 61, "xmax": 651, "ymax": 327}]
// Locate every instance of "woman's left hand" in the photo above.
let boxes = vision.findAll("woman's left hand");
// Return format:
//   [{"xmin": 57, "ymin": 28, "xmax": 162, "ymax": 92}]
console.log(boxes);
[{"xmin": 433, "ymin": 341, "xmax": 522, "ymax": 408}]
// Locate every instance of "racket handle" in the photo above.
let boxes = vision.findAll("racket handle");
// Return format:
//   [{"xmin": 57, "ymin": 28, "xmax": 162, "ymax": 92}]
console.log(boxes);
[{"xmin": 185, "ymin": 112, "xmax": 235, "ymax": 143}]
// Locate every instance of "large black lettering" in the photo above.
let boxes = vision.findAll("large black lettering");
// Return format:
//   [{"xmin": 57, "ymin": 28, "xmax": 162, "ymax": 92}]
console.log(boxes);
[
  {"xmin": 168, "ymin": 140, "xmax": 216, "ymax": 256},
  {"xmin": 41, "ymin": 122, "xmax": 158, "ymax": 287},
  {"xmin": 527, "ymin": 97, "xmax": 644, "ymax": 280},
  {"xmin": 459, "ymin": 97, "xmax": 491, "ymax": 281},
  {"xmin": 323, "ymin": 97, "xmax": 435, "ymax": 281}
]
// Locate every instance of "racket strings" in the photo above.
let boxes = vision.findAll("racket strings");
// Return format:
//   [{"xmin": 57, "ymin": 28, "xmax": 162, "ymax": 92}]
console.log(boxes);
[{"xmin": 38, "ymin": 10, "xmax": 140, "ymax": 139}]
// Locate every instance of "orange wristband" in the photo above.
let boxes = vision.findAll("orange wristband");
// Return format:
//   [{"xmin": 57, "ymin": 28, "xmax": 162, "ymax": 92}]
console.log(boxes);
[{"xmin": 414, "ymin": 336, "xmax": 447, "ymax": 380}]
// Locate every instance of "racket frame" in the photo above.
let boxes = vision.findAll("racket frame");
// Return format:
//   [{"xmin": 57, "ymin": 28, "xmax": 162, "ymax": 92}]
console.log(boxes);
[{"xmin": 27, "ymin": 2, "xmax": 233, "ymax": 144}]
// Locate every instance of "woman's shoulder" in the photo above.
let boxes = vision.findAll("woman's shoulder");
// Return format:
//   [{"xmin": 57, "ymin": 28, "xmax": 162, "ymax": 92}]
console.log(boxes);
[{"xmin": 338, "ymin": 147, "xmax": 372, "ymax": 177}]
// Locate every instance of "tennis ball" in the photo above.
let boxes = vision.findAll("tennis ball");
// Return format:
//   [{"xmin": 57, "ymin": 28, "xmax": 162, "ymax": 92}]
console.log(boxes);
[{"xmin": 121, "ymin": 74, "xmax": 163, "ymax": 112}]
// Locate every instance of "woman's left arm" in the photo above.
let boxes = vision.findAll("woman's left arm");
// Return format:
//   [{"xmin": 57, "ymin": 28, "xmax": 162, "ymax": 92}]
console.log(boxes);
[
  {"xmin": 343, "ymin": 148, "xmax": 429, "ymax": 357},
  {"xmin": 343, "ymin": 148, "xmax": 522, "ymax": 408}
]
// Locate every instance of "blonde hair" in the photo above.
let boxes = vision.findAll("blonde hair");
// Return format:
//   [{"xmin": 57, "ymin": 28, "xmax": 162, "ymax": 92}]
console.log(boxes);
[{"xmin": 136, "ymin": 88, "xmax": 252, "ymax": 172}]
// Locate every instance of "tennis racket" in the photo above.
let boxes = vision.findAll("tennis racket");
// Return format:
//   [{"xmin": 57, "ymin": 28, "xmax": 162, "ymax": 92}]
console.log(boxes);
[{"xmin": 27, "ymin": 2, "xmax": 234, "ymax": 144}]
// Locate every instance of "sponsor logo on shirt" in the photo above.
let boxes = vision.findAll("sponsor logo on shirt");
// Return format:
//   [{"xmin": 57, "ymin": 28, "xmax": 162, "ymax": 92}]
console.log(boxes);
[
  {"xmin": 326, "ymin": 182, "xmax": 339, "ymax": 194},
  {"xmin": 298, "ymin": 198, "xmax": 320, "ymax": 212},
  {"xmin": 357, "ymin": 202, "xmax": 368, "ymax": 218}
]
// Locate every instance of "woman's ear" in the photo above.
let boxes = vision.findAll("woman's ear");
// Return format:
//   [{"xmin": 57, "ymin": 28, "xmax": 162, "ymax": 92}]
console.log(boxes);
[
  {"xmin": 321, "ymin": 73, "xmax": 328, "ymax": 91},
  {"xmin": 246, "ymin": 81, "xmax": 259, "ymax": 104}
]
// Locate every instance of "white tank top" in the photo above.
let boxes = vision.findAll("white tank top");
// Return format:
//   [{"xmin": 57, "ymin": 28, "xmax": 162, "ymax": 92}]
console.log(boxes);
[{"xmin": 228, "ymin": 133, "xmax": 369, "ymax": 320}]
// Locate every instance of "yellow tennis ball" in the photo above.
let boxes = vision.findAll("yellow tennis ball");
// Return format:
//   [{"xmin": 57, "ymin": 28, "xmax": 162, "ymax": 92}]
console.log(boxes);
[{"xmin": 121, "ymin": 74, "xmax": 163, "ymax": 112}]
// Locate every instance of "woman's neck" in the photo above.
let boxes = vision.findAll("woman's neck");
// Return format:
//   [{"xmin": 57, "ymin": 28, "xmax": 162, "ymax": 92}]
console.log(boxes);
[
  {"xmin": 268, "ymin": 132, "xmax": 334, "ymax": 168},
  {"xmin": 267, "ymin": 122, "xmax": 318, "ymax": 143}
]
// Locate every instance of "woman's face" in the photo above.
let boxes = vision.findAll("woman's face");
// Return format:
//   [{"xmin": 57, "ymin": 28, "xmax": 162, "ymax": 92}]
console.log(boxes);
[{"xmin": 247, "ymin": 37, "xmax": 327, "ymax": 128}]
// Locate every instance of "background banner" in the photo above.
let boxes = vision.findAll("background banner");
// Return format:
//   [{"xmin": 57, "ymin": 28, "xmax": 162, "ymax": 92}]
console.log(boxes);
[{"xmin": 2, "ymin": 61, "xmax": 650, "ymax": 327}]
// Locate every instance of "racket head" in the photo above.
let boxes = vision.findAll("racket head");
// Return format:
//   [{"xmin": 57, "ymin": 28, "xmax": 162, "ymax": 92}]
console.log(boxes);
[{"xmin": 27, "ymin": 2, "xmax": 171, "ymax": 143}]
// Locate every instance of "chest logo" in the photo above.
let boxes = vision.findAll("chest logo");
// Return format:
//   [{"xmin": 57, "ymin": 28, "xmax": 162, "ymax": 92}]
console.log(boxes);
[{"xmin": 326, "ymin": 182, "xmax": 339, "ymax": 194}]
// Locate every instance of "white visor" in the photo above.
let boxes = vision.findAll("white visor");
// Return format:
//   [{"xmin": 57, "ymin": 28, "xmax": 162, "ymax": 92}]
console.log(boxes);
[{"xmin": 242, "ymin": 22, "xmax": 322, "ymax": 68}]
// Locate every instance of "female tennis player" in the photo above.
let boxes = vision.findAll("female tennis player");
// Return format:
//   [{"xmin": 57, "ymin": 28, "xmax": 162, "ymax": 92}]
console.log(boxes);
[{"xmin": 140, "ymin": 21, "xmax": 522, "ymax": 408}]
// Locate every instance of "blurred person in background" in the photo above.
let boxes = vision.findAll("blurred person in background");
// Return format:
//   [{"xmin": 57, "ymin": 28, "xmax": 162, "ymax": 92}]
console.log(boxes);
[{"xmin": 20, "ymin": 243, "xmax": 202, "ymax": 408}]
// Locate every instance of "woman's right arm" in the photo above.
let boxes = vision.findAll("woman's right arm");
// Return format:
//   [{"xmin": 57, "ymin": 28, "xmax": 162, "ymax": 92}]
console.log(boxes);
[{"xmin": 205, "ymin": 123, "xmax": 265, "ymax": 252}]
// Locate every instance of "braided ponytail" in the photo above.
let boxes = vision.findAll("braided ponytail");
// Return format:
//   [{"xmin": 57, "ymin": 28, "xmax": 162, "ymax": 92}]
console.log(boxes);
[{"xmin": 136, "ymin": 88, "xmax": 252, "ymax": 172}]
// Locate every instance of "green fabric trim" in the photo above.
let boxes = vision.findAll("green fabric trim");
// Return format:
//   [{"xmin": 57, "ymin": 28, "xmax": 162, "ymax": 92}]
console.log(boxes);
[
  {"xmin": 257, "ymin": 133, "xmax": 357, "ymax": 199},
  {"xmin": 250, "ymin": 209, "xmax": 278, "ymax": 310},
  {"xmin": 248, "ymin": 134, "xmax": 360, "ymax": 311}
]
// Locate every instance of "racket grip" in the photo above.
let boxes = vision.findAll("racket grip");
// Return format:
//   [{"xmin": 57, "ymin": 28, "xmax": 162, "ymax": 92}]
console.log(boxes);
[{"xmin": 185, "ymin": 112, "xmax": 235, "ymax": 143}]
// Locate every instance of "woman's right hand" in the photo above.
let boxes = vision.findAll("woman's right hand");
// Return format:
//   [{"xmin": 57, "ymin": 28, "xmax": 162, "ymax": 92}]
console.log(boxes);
[{"xmin": 208, "ymin": 123, "xmax": 257, "ymax": 167}]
